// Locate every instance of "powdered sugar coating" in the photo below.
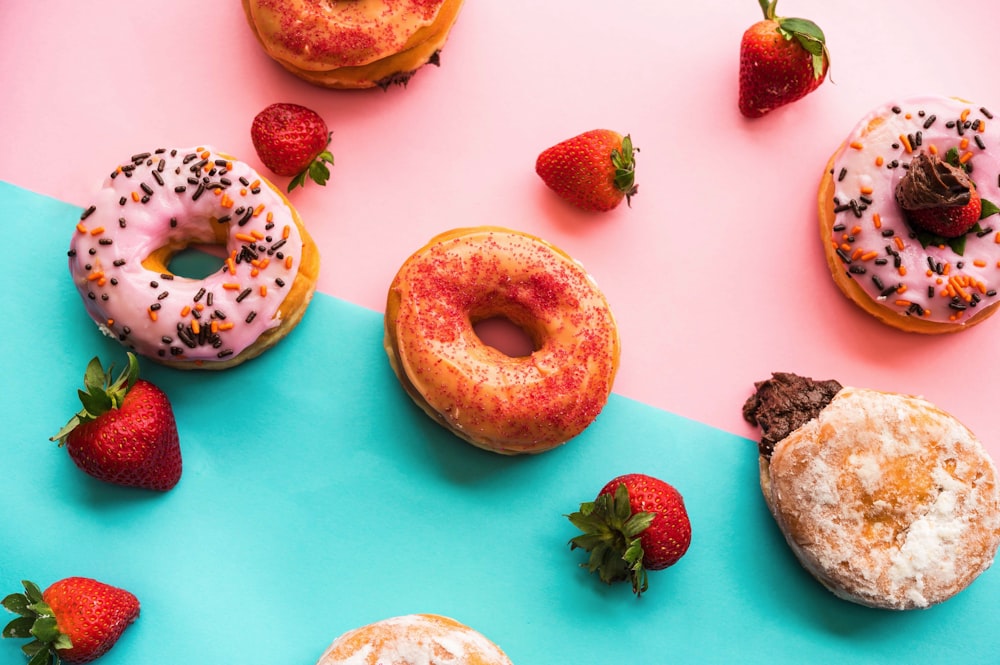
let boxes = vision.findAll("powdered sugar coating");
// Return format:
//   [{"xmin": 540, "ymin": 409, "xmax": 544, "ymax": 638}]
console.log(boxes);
[
  {"xmin": 766, "ymin": 387, "xmax": 1000, "ymax": 609},
  {"xmin": 316, "ymin": 614, "xmax": 513, "ymax": 665}
]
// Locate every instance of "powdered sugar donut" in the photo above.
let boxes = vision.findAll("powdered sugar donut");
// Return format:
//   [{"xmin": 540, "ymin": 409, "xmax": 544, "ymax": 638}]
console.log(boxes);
[
  {"xmin": 68, "ymin": 147, "xmax": 320, "ymax": 369},
  {"xmin": 316, "ymin": 614, "xmax": 513, "ymax": 665},
  {"xmin": 744, "ymin": 373, "xmax": 1000, "ymax": 610}
]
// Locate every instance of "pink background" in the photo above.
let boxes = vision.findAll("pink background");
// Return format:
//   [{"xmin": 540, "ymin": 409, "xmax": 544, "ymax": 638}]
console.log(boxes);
[{"xmin": 3, "ymin": 0, "xmax": 1000, "ymax": 457}]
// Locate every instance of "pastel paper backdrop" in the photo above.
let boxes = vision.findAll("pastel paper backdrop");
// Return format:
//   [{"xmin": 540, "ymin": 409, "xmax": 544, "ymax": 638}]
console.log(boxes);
[{"xmin": 2, "ymin": 183, "xmax": 998, "ymax": 663}]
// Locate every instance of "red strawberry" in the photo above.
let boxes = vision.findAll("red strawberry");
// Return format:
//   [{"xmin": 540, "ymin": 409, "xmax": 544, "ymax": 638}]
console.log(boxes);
[
  {"xmin": 2, "ymin": 577, "xmax": 140, "ymax": 664},
  {"xmin": 738, "ymin": 0, "xmax": 829, "ymax": 118},
  {"xmin": 50, "ymin": 353, "xmax": 182, "ymax": 492},
  {"xmin": 896, "ymin": 151, "xmax": 983, "ymax": 238},
  {"xmin": 251, "ymin": 102, "xmax": 334, "ymax": 192},
  {"xmin": 535, "ymin": 129, "xmax": 638, "ymax": 212},
  {"xmin": 567, "ymin": 473, "xmax": 692, "ymax": 596}
]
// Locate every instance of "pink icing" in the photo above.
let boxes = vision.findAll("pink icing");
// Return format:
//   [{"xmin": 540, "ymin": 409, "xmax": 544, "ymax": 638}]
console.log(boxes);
[
  {"xmin": 828, "ymin": 95, "xmax": 1000, "ymax": 325},
  {"xmin": 68, "ymin": 146, "xmax": 303, "ymax": 364}
]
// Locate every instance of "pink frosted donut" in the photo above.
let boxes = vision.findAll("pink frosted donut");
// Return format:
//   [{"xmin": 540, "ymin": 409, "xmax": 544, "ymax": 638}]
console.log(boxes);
[{"xmin": 68, "ymin": 147, "xmax": 320, "ymax": 369}]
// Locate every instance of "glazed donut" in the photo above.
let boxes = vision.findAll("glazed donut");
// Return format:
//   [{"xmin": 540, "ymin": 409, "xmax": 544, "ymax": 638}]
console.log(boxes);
[
  {"xmin": 68, "ymin": 147, "xmax": 320, "ymax": 369},
  {"xmin": 316, "ymin": 614, "xmax": 513, "ymax": 665},
  {"xmin": 820, "ymin": 95, "xmax": 1000, "ymax": 333},
  {"xmin": 384, "ymin": 226, "xmax": 620, "ymax": 455},
  {"xmin": 743, "ymin": 372, "xmax": 1000, "ymax": 610},
  {"xmin": 242, "ymin": 0, "xmax": 465, "ymax": 89}
]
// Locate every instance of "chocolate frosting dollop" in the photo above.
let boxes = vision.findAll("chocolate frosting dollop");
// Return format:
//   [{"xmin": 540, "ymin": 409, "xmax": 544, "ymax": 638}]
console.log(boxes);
[
  {"xmin": 895, "ymin": 151, "xmax": 973, "ymax": 211},
  {"xmin": 742, "ymin": 372, "xmax": 843, "ymax": 458}
]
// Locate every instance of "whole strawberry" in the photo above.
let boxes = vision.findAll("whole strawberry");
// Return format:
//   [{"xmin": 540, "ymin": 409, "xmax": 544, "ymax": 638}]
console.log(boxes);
[
  {"xmin": 567, "ymin": 473, "xmax": 692, "ymax": 596},
  {"xmin": 738, "ymin": 0, "xmax": 829, "ymax": 118},
  {"xmin": 535, "ymin": 129, "xmax": 638, "ymax": 212},
  {"xmin": 2, "ymin": 578, "xmax": 139, "ymax": 664},
  {"xmin": 50, "ymin": 353, "xmax": 182, "ymax": 492},
  {"xmin": 897, "ymin": 151, "xmax": 983, "ymax": 238},
  {"xmin": 251, "ymin": 102, "xmax": 334, "ymax": 192}
]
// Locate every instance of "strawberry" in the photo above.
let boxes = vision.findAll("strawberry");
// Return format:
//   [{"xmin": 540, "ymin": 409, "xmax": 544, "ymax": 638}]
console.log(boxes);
[
  {"xmin": 738, "ymin": 0, "xmax": 829, "ymax": 118},
  {"xmin": 567, "ymin": 473, "xmax": 692, "ymax": 596},
  {"xmin": 2, "ymin": 577, "xmax": 139, "ymax": 664},
  {"xmin": 251, "ymin": 102, "xmax": 334, "ymax": 192},
  {"xmin": 50, "ymin": 353, "xmax": 181, "ymax": 492},
  {"xmin": 897, "ymin": 151, "xmax": 983, "ymax": 238},
  {"xmin": 535, "ymin": 129, "xmax": 638, "ymax": 212}
]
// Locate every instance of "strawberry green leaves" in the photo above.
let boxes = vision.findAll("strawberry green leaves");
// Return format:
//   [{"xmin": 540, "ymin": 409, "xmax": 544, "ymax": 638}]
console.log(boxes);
[{"xmin": 50, "ymin": 353, "xmax": 139, "ymax": 445}]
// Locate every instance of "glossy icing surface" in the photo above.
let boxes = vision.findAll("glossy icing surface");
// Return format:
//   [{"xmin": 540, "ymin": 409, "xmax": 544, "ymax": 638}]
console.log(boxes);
[
  {"xmin": 68, "ymin": 147, "xmax": 303, "ymax": 364},
  {"xmin": 387, "ymin": 227, "xmax": 619, "ymax": 453},
  {"xmin": 246, "ymin": 0, "xmax": 446, "ymax": 68},
  {"xmin": 828, "ymin": 95, "xmax": 1000, "ymax": 325}
]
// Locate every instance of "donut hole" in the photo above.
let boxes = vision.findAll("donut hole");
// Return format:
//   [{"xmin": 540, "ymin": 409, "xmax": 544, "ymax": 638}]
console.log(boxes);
[
  {"xmin": 472, "ymin": 316, "xmax": 536, "ymax": 358},
  {"xmin": 165, "ymin": 245, "xmax": 227, "ymax": 279}
]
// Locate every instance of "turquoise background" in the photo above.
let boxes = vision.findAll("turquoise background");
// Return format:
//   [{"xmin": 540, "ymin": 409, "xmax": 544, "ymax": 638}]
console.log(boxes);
[{"xmin": 1, "ymin": 181, "xmax": 998, "ymax": 663}]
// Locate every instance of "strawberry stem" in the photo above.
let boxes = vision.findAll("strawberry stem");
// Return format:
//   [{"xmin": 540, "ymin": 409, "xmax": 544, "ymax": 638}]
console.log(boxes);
[
  {"xmin": 611, "ymin": 135, "xmax": 639, "ymax": 207},
  {"xmin": 758, "ymin": 0, "xmax": 776, "ymax": 20},
  {"xmin": 50, "ymin": 353, "xmax": 141, "ymax": 445},
  {"xmin": 288, "ymin": 132, "xmax": 335, "ymax": 193},
  {"xmin": 2, "ymin": 581, "xmax": 72, "ymax": 665}
]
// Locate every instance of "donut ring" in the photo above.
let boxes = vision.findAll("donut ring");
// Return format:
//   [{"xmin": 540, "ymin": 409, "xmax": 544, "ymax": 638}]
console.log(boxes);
[
  {"xmin": 384, "ymin": 227, "xmax": 620, "ymax": 455},
  {"xmin": 819, "ymin": 95, "xmax": 1000, "ymax": 333},
  {"xmin": 242, "ymin": 0, "xmax": 465, "ymax": 89},
  {"xmin": 68, "ymin": 146, "xmax": 320, "ymax": 369},
  {"xmin": 747, "ymin": 377, "xmax": 1000, "ymax": 610},
  {"xmin": 315, "ymin": 614, "xmax": 513, "ymax": 665}
]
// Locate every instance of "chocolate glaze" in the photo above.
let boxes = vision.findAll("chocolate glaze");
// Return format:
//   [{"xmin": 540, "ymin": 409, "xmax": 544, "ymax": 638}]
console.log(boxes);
[
  {"xmin": 895, "ymin": 151, "xmax": 973, "ymax": 211},
  {"xmin": 742, "ymin": 372, "xmax": 843, "ymax": 458}
]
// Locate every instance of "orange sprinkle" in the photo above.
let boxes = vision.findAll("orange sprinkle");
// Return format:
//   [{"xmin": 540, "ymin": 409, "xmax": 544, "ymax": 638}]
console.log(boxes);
[
  {"xmin": 840, "ymin": 242, "xmax": 851, "ymax": 252},
  {"xmin": 89, "ymin": 226, "xmax": 105, "ymax": 236},
  {"xmin": 266, "ymin": 211, "xmax": 274, "ymax": 222},
  {"xmin": 220, "ymin": 193, "xmax": 234, "ymax": 209},
  {"xmin": 131, "ymin": 191, "xmax": 141, "ymax": 202},
  {"xmin": 894, "ymin": 236, "xmax": 905, "ymax": 251},
  {"xmin": 251, "ymin": 229, "xmax": 265, "ymax": 240},
  {"xmin": 850, "ymin": 141, "xmax": 864, "ymax": 150},
  {"xmin": 961, "ymin": 108, "xmax": 971, "ymax": 122},
  {"xmin": 191, "ymin": 319, "xmax": 201, "ymax": 335},
  {"xmin": 235, "ymin": 233, "xmax": 256, "ymax": 243},
  {"xmin": 873, "ymin": 213, "xmax": 882, "ymax": 229},
  {"xmin": 899, "ymin": 265, "xmax": 908, "ymax": 276},
  {"xmin": 148, "ymin": 308, "xmax": 158, "ymax": 322},
  {"xmin": 211, "ymin": 321, "xmax": 219, "ymax": 334},
  {"xmin": 240, "ymin": 188, "xmax": 248, "ymax": 196},
  {"xmin": 258, "ymin": 258, "xmax": 270, "ymax": 269},
  {"xmin": 960, "ymin": 137, "xmax": 970, "ymax": 150},
  {"xmin": 926, "ymin": 269, "xmax": 934, "ymax": 277},
  {"xmin": 260, "ymin": 285, "xmax": 268, "ymax": 297},
  {"xmin": 960, "ymin": 151, "xmax": 974, "ymax": 164},
  {"xmin": 905, "ymin": 113, "xmax": 913, "ymax": 120},
  {"xmin": 195, "ymin": 303, "xmax": 205, "ymax": 311},
  {"xmin": 875, "ymin": 156, "xmax": 884, "ymax": 166},
  {"xmin": 87, "ymin": 271, "xmax": 105, "ymax": 282},
  {"xmin": 200, "ymin": 149, "xmax": 210, "ymax": 159},
  {"xmin": 895, "ymin": 299, "xmax": 912, "ymax": 307},
  {"xmin": 76, "ymin": 223, "xmax": 88, "ymax": 233},
  {"xmin": 943, "ymin": 263, "xmax": 951, "ymax": 275},
  {"xmin": 226, "ymin": 257, "xmax": 237, "ymax": 274},
  {"xmin": 218, "ymin": 322, "xmax": 235, "ymax": 331},
  {"xmin": 284, "ymin": 256, "xmax": 293, "ymax": 269},
  {"xmin": 861, "ymin": 250, "xmax": 879, "ymax": 261},
  {"xmin": 978, "ymin": 121, "xmax": 987, "ymax": 133},
  {"xmin": 852, "ymin": 248, "xmax": 863, "ymax": 261},
  {"xmin": 282, "ymin": 225, "xmax": 291, "ymax": 240},
  {"xmin": 250, "ymin": 179, "xmax": 261, "ymax": 190},
  {"xmin": 859, "ymin": 185, "xmax": 873, "ymax": 195},
  {"xmin": 928, "ymin": 144, "xmax": 939, "ymax": 155},
  {"xmin": 974, "ymin": 259, "xmax": 987, "ymax": 268},
  {"xmin": 899, "ymin": 134, "xmax": 913, "ymax": 153},
  {"xmin": 213, "ymin": 188, "xmax": 223, "ymax": 197},
  {"xmin": 107, "ymin": 318, "xmax": 114, "ymax": 327},
  {"xmin": 253, "ymin": 204, "xmax": 265, "ymax": 217},
  {"xmin": 180, "ymin": 305, "xmax": 191, "ymax": 317},
  {"xmin": 897, "ymin": 284, "xmax": 908, "ymax": 294},
  {"xmin": 223, "ymin": 282, "xmax": 241, "ymax": 290},
  {"xmin": 251, "ymin": 268, "xmax": 260, "ymax": 277}
]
